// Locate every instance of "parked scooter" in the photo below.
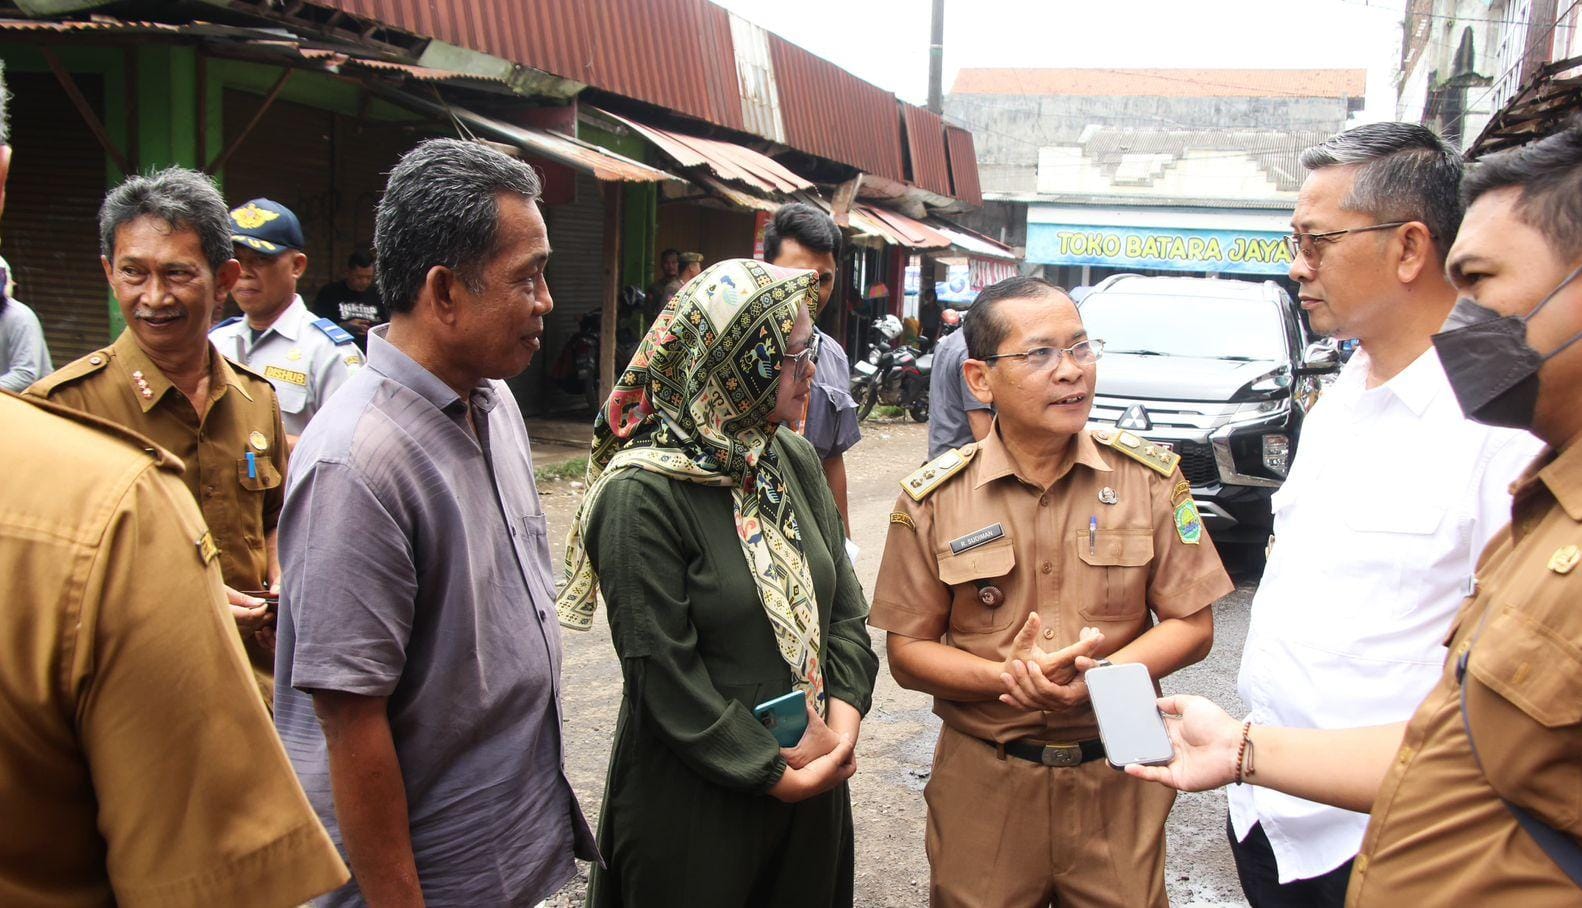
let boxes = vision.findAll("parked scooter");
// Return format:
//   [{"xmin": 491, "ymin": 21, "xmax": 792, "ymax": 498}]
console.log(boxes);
[
  {"xmin": 850, "ymin": 314, "xmax": 931, "ymax": 423},
  {"xmin": 550, "ymin": 311, "xmax": 603, "ymax": 413}
]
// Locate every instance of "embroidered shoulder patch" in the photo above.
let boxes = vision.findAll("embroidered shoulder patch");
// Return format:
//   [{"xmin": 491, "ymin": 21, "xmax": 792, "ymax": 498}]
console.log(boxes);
[
  {"xmin": 890, "ymin": 512, "xmax": 916, "ymax": 530},
  {"xmin": 1174, "ymin": 499, "xmax": 1203, "ymax": 545}
]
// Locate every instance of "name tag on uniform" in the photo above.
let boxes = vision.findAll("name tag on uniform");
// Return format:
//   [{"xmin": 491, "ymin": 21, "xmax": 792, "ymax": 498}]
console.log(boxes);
[
  {"xmin": 263, "ymin": 365, "xmax": 309, "ymax": 386},
  {"xmin": 949, "ymin": 523, "xmax": 1005, "ymax": 555}
]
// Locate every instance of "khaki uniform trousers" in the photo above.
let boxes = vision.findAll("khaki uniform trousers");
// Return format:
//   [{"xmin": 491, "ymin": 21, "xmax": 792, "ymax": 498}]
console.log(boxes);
[{"xmin": 924, "ymin": 724, "xmax": 1175, "ymax": 908}]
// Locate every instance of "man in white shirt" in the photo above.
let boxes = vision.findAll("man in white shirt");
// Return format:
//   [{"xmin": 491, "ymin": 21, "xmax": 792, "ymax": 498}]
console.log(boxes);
[
  {"xmin": 1228, "ymin": 122, "xmax": 1543, "ymax": 907},
  {"xmin": 210, "ymin": 198, "xmax": 362, "ymax": 445}
]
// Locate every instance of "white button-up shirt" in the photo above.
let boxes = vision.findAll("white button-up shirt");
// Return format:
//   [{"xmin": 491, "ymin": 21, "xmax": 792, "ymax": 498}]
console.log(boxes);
[
  {"xmin": 211, "ymin": 295, "xmax": 362, "ymax": 436},
  {"xmin": 1229, "ymin": 345, "xmax": 1542, "ymax": 882}
]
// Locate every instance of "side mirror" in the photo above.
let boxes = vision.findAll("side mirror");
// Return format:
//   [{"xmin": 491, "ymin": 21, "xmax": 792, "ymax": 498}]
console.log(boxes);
[{"xmin": 1295, "ymin": 340, "xmax": 1340, "ymax": 374}]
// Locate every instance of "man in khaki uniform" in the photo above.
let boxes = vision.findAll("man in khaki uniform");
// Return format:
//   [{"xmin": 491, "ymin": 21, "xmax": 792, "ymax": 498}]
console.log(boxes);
[
  {"xmin": 0, "ymin": 391, "xmax": 347, "ymax": 907},
  {"xmin": 26, "ymin": 166, "xmax": 285, "ymax": 702},
  {"xmin": 872, "ymin": 276, "xmax": 1234, "ymax": 908},
  {"xmin": 1127, "ymin": 124, "xmax": 1582, "ymax": 905}
]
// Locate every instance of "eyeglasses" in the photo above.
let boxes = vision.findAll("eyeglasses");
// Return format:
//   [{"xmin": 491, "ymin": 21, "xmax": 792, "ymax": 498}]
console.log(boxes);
[
  {"xmin": 1283, "ymin": 221, "xmax": 1411, "ymax": 267},
  {"xmin": 782, "ymin": 332, "xmax": 821, "ymax": 375},
  {"xmin": 983, "ymin": 338, "xmax": 1104, "ymax": 371}
]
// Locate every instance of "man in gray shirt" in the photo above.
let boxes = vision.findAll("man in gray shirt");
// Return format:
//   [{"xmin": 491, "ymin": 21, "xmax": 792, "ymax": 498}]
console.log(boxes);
[
  {"xmin": 274, "ymin": 138, "xmax": 595, "ymax": 906},
  {"xmin": 0, "ymin": 262, "xmax": 52, "ymax": 392},
  {"xmin": 764, "ymin": 203, "xmax": 862, "ymax": 535},
  {"xmin": 926, "ymin": 310, "xmax": 992, "ymax": 459}
]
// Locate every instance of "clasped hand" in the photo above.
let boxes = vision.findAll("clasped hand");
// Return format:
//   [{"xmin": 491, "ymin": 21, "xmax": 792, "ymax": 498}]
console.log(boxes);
[{"xmin": 997, "ymin": 613, "xmax": 1105, "ymax": 711}]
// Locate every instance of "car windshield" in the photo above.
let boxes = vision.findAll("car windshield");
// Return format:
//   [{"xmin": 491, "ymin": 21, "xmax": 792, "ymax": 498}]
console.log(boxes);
[{"xmin": 1079, "ymin": 292, "xmax": 1287, "ymax": 361}]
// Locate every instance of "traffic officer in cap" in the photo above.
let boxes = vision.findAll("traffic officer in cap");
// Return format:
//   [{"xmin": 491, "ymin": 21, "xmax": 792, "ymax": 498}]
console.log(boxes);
[
  {"xmin": 211, "ymin": 197, "xmax": 361, "ymax": 445},
  {"xmin": 871, "ymin": 275, "xmax": 1233, "ymax": 908},
  {"xmin": 27, "ymin": 168, "xmax": 288, "ymax": 707}
]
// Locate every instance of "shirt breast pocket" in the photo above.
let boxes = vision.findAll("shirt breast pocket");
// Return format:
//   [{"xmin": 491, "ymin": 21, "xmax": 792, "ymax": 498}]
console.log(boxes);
[
  {"xmin": 938, "ymin": 537, "xmax": 1017, "ymax": 634},
  {"xmin": 1342, "ymin": 496, "xmax": 1448, "ymax": 614},
  {"xmin": 1076, "ymin": 528, "xmax": 1153, "ymax": 622},
  {"xmin": 235, "ymin": 456, "xmax": 282, "ymax": 493}
]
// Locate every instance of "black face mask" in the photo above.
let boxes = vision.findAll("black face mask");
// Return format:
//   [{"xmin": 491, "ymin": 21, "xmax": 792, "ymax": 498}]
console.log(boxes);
[{"xmin": 1431, "ymin": 264, "xmax": 1582, "ymax": 430}]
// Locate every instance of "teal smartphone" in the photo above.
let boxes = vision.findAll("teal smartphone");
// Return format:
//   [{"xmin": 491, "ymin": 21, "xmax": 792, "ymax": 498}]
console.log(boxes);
[{"xmin": 752, "ymin": 691, "xmax": 809, "ymax": 747}]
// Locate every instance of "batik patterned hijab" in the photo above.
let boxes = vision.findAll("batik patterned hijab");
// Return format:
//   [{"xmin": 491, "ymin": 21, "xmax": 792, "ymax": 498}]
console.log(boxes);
[{"xmin": 557, "ymin": 259, "xmax": 827, "ymax": 715}]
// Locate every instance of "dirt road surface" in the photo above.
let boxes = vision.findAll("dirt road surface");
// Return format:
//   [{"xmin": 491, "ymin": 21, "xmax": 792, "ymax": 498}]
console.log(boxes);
[{"xmin": 538, "ymin": 419, "xmax": 1254, "ymax": 907}]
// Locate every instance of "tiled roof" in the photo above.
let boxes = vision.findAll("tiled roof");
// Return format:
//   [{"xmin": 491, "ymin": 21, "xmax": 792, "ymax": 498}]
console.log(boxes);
[{"xmin": 951, "ymin": 68, "xmax": 1366, "ymax": 99}]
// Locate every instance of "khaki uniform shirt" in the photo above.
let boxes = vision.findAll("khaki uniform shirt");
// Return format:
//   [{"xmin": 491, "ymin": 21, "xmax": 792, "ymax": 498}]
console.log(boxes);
[
  {"xmin": 0, "ymin": 391, "xmax": 347, "ymax": 908},
  {"xmin": 26, "ymin": 329, "xmax": 287, "ymax": 697},
  {"xmin": 1349, "ymin": 442, "xmax": 1581, "ymax": 906},
  {"xmin": 871, "ymin": 426, "xmax": 1235, "ymax": 742}
]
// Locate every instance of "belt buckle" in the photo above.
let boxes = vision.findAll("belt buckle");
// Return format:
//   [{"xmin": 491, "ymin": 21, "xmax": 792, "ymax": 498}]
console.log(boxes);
[{"xmin": 1040, "ymin": 744, "xmax": 1082, "ymax": 767}]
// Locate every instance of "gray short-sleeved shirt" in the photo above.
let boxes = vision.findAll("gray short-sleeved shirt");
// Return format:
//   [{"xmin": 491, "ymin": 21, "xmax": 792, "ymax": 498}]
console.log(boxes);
[
  {"xmin": 803, "ymin": 328, "xmax": 861, "ymax": 461},
  {"xmin": 927, "ymin": 329, "xmax": 991, "ymax": 459},
  {"xmin": 273, "ymin": 326, "xmax": 595, "ymax": 906},
  {"xmin": 0, "ymin": 296, "xmax": 54, "ymax": 393}
]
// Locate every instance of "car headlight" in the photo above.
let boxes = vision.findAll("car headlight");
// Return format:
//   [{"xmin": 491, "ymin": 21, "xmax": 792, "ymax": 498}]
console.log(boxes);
[{"xmin": 1262, "ymin": 433, "xmax": 1291, "ymax": 477}]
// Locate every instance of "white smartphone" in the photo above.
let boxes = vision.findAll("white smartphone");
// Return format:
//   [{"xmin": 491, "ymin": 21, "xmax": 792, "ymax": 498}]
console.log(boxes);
[{"xmin": 1086, "ymin": 662, "xmax": 1174, "ymax": 768}]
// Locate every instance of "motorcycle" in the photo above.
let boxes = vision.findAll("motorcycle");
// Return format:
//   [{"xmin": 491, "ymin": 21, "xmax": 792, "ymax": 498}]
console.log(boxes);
[
  {"xmin": 550, "ymin": 311, "xmax": 603, "ymax": 413},
  {"xmin": 850, "ymin": 315, "xmax": 932, "ymax": 423}
]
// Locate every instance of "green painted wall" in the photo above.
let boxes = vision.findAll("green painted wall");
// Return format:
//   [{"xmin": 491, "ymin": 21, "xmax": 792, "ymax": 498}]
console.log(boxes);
[{"xmin": 581, "ymin": 121, "xmax": 659, "ymax": 291}]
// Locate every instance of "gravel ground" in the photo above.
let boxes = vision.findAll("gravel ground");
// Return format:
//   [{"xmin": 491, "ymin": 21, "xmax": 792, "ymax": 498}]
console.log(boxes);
[{"xmin": 536, "ymin": 419, "xmax": 1255, "ymax": 907}]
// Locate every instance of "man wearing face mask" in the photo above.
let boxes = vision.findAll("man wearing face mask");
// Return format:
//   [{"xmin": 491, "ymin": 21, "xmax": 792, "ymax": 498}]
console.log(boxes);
[
  {"xmin": 1229, "ymin": 123, "xmax": 1542, "ymax": 907},
  {"xmin": 1123, "ymin": 120, "xmax": 1582, "ymax": 906}
]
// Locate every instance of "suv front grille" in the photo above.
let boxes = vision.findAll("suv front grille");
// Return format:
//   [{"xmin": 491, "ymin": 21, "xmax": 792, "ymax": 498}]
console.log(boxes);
[{"xmin": 1177, "ymin": 441, "xmax": 1217, "ymax": 487}]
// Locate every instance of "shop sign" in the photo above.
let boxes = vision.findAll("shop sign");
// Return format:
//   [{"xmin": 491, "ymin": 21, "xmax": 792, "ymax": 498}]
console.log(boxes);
[{"xmin": 1027, "ymin": 222, "xmax": 1292, "ymax": 276}]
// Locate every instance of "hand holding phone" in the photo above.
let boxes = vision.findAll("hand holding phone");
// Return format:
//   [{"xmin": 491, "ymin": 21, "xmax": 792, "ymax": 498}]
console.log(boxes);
[
  {"xmin": 1086, "ymin": 662, "xmax": 1174, "ymax": 769},
  {"xmin": 753, "ymin": 690, "xmax": 811, "ymax": 748}
]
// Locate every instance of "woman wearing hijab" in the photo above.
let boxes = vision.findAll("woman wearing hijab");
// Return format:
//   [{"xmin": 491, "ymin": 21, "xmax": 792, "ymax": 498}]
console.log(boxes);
[{"xmin": 559, "ymin": 259, "xmax": 879, "ymax": 907}]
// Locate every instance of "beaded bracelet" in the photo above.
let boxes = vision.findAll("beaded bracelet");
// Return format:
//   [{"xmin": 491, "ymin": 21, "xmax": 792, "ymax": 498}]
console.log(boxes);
[{"xmin": 1235, "ymin": 720, "xmax": 1256, "ymax": 784}]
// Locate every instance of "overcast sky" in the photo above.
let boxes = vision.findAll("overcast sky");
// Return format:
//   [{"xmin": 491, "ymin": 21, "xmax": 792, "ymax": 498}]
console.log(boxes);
[{"xmin": 713, "ymin": 0, "xmax": 1407, "ymax": 120}]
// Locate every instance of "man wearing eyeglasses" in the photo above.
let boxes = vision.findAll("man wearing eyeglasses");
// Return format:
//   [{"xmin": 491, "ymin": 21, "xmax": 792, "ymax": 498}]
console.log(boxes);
[
  {"xmin": 1229, "ymin": 123, "xmax": 1542, "ymax": 908},
  {"xmin": 870, "ymin": 276, "xmax": 1233, "ymax": 908}
]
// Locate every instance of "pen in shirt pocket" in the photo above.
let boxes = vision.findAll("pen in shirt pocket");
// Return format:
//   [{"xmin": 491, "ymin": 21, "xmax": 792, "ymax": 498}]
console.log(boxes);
[
  {"xmin": 1089, "ymin": 515, "xmax": 1097, "ymax": 556},
  {"xmin": 246, "ymin": 450, "xmax": 258, "ymax": 479}
]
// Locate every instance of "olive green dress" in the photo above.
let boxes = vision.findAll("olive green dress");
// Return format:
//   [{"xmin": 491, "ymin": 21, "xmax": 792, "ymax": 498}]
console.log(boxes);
[{"xmin": 584, "ymin": 430, "xmax": 879, "ymax": 907}]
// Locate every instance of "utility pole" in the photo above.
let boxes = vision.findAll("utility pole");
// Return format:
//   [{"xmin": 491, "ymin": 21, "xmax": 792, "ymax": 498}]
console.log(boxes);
[{"xmin": 927, "ymin": 0, "xmax": 945, "ymax": 113}]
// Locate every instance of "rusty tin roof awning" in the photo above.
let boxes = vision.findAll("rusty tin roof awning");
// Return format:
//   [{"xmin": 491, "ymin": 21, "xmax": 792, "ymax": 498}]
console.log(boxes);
[
  {"xmin": 928, "ymin": 221, "xmax": 1019, "ymax": 262},
  {"xmin": 849, "ymin": 204, "xmax": 952, "ymax": 250},
  {"xmin": 1468, "ymin": 55, "xmax": 1582, "ymax": 158},
  {"xmin": 356, "ymin": 84, "xmax": 679, "ymax": 184},
  {"xmin": 594, "ymin": 108, "xmax": 814, "ymax": 205}
]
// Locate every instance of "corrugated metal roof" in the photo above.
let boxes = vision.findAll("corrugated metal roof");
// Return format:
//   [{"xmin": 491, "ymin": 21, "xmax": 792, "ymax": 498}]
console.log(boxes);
[
  {"xmin": 768, "ymin": 33, "xmax": 906, "ymax": 183},
  {"xmin": 945, "ymin": 126, "xmax": 983, "ymax": 206},
  {"xmin": 951, "ymin": 68, "xmax": 1367, "ymax": 99},
  {"xmin": 369, "ymin": 87, "xmax": 678, "ymax": 184},
  {"xmin": 850, "ymin": 204, "xmax": 951, "ymax": 250},
  {"xmin": 902, "ymin": 103, "xmax": 952, "ymax": 198},
  {"xmin": 598, "ymin": 109, "xmax": 812, "ymax": 195},
  {"xmin": 929, "ymin": 221, "xmax": 1018, "ymax": 262},
  {"xmin": 296, "ymin": 47, "xmax": 516, "ymax": 87},
  {"xmin": 322, "ymin": 0, "xmax": 746, "ymax": 130},
  {"xmin": 0, "ymin": 16, "xmax": 181, "ymax": 34},
  {"xmin": 728, "ymin": 12, "xmax": 786, "ymax": 144}
]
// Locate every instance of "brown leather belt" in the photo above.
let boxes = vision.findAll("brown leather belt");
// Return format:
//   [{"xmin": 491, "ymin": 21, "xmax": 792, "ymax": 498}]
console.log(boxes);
[{"xmin": 987, "ymin": 736, "xmax": 1107, "ymax": 768}]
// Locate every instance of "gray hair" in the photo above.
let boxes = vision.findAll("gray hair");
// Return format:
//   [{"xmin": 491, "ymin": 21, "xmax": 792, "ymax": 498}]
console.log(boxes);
[
  {"xmin": 1299, "ymin": 122, "xmax": 1464, "ymax": 258},
  {"xmin": 375, "ymin": 138, "xmax": 543, "ymax": 315},
  {"xmin": 98, "ymin": 166, "xmax": 233, "ymax": 273}
]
